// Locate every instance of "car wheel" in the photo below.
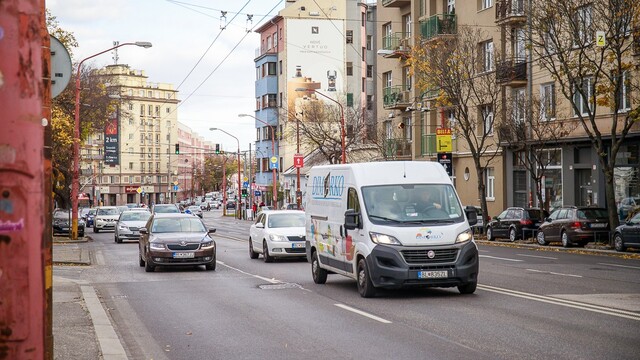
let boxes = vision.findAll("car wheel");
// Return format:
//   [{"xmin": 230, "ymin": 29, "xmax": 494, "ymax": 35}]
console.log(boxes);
[
  {"xmin": 486, "ymin": 227, "xmax": 494, "ymax": 241},
  {"xmin": 458, "ymin": 280, "xmax": 477, "ymax": 295},
  {"xmin": 249, "ymin": 238, "xmax": 259, "ymax": 259},
  {"xmin": 357, "ymin": 258, "xmax": 376, "ymax": 298},
  {"xmin": 139, "ymin": 252, "xmax": 145, "ymax": 267},
  {"xmin": 509, "ymin": 228, "xmax": 517, "ymax": 242},
  {"xmin": 263, "ymin": 241, "xmax": 273, "ymax": 263},
  {"xmin": 144, "ymin": 257, "xmax": 155, "ymax": 272},
  {"xmin": 311, "ymin": 250, "xmax": 327, "ymax": 284},
  {"xmin": 205, "ymin": 253, "xmax": 216, "ymax": 271},
  {"xmin": 537, "ymin": 231, "xmax": 549, "ymax": 246},
  {"xmin": 561, "ymin": 231, "xmax": 571, "ymax": 248},
  {"xmin": 614, "ymin": 234, "xmax": 626, "ymax": 252},
  {"xmin": 93, "ymin": 227, "xmax": 98, "ymax": 233}
]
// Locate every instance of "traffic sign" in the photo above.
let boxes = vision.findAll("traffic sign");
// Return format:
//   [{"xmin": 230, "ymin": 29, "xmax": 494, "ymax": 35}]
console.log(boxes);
[
  {"xmin": 173, "ymin": 185, "xmax": 179, "ymax": 191},
  {"xmin": 269, "ymin": 158, "xmax": 279, "ymax": 170},
  {"xmin": 270, "ymin": 156, "xmax": 277, "ymax": 164},
  {"xmin": 294, "ymin": 154, "xmax": 304, "ymax": 168},
  {"xmin": 243, "ymin": 181, "xmax": 249, "ymax": 188},
  {"xmin": 437, "ymin": 152, "xmax": 453, "ymax": 176},
  {"xmin": 243, "ymin": 176, "xmax": 248, "ymax": 182},
  {"xmin": 254, "ymin": 190, "xmax": 261, "ymax": 196},
  {"xmin": 136, "ymin": 187, "xmax": 142, "ymax": 194},
  {"xmin": 436, "ymin": 128, "xmax": 452, "ymax": 153}
]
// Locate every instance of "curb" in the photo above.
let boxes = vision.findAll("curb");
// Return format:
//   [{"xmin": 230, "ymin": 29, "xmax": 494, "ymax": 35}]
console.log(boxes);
[{"xmin": 475, "ymin": 239, "xmax": 640, "ymax": 259}]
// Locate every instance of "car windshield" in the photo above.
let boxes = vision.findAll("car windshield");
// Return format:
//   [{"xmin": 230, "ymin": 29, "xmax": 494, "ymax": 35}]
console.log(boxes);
[
  {"xmin": 88, "ymin": 209, "xmax": 96, "ymax": 215},
  {"xmin": 362, "ymin": 184, "xmax": 463, "ymax": 223},
  {"xmin": 152, "ymin": 217, "xmax": 206, "ymax": 233},
  {"xmin": 188, "ymin": 206, "xmax": 199, "ymax": 211},
  {"xmin": 97, "ymin": 208, "xmax": 119, "ymax": 215},
  {"xmin": 154, "ymin": 206, "xmax": 180, "ymax": 213},
  {"xmin": 577, "ymin": 208, "xmax": 608, "ymax": 220},
  {"xmin": 120, "ymin": 212, "xmax": 151, "ymax": 222},
  {"xmin": 53, "ymin": 211, "xmax": 69, "ymax": 220},
  {"xmin": 268, "ymin": 213, "xmax": 305, "ymax": 228}
]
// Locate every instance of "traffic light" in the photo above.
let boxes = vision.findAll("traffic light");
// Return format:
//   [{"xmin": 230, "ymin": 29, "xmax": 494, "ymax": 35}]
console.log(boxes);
[
  {"xmin": 241, "ymin": 188, "xmax": 248, "ymax": 198},
  {"xmin": 174, "ymin": 143, "xmax": 180, "ymax": 154},
  {"xmin": 215, "ymin": 144, "xmax": 220, "ymax": 154}
]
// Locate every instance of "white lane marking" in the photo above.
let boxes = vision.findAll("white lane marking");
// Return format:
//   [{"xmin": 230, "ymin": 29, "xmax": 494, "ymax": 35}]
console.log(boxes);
[
  {"xmin": 479, "ymin": 255, "xmax": 523, "ymax": 262},
  {"xmin": 334, "ymin": 304, "xmax": 392, "ymax": 324},
  {"xmin": 80, "ymin": 285, "xmax": 128, "ymax": 359},
  {"xmin": 218, "ymin": 261, "xmax": 281, "ymax": 284},
  {"xmin": 95, "ymin": 251, "xmax": 105, "ymax": 266},
  {"xmin": 526, "ymin": 269, "xmax": 582, "ymax": 278},
  {"xmin": 478, "ymin": 284, "xmax": 640, "ymax": 321},
  {"xmin": 598, "ymin": 263, "xmax": 640, "ymax": 270},
  {"xmin": 517, "ymin": 253, "xmax": 558, "ymax": 260}
]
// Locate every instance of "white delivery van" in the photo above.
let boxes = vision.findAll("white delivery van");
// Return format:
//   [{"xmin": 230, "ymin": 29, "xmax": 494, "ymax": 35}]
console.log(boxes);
[{"xmin": 305, "ymin": 161, "xmax": 479, "ymax": 297}]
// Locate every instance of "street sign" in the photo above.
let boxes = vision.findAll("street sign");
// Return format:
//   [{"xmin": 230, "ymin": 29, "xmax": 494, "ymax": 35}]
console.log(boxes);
[
  {"xmin": 437, "ymin": 152, "xmax": 453, "ymax": 176},
  {"xmin": 173, "ymin": 185, "xmax": 179, "ymax": 192},
  {"xmin": 243, "ymin": 181, "xmax": 249, "ymax": 188},
  {"xmin": 243, "ymin": 176, "xmax": 248, "ymax": 182},
  {"xmin": 436, "ymin": 128, "xmax": 452, "ymax": 153},
  {"xmin": 50, "ymin": 35, "xmax": 72, "ymax": 98},
  {"xmin": 136, "ymin": 187, "xmax": 142, "ymax": 194},
  {"xmin": 294, "ymin": 154, "xmax": 304, "ymax": 168},
  {"xmin": 270, "ymin": 156, "xmax": 277, "ymax": 164},
  {"xmin": 269, "ymin": 158, "xmax": 279, "ymax": 170},
  {"xmin": 254, "ymin": 190, "xmax": 261, "ymax": 196},
  {"xmin": 173, "ymin": 181, "xmax": 179, "ymax": 186},
  {"xmin": 596, "ymin": 31, "xmax": 606, "ymax": 47}
]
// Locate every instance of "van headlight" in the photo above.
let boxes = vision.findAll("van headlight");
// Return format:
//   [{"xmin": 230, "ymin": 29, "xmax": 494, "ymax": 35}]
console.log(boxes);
[
  {"xmin": 456, "ymin": 229, "xmax": 473, "ymax": 244},
  {"xmin": 370, "ymin": 232, "xmax": 402, "ymax": 246}
]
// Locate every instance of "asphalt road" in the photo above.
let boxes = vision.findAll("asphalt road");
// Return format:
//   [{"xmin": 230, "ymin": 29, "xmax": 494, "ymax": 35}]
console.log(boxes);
[{"xmin": 64, "ymin": 210, "xmax": 640, "ymax": 360}]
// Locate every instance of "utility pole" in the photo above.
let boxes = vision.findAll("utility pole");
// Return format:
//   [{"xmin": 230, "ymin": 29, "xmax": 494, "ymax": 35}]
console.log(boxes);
[{"xmin": 0, "ymin": 1, "xmax": 46, "ymax": 358}]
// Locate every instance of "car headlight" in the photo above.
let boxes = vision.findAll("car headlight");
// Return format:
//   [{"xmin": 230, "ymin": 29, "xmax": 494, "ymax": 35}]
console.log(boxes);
[
  {"xmin": 369, "ymin": 232, "xmax": 402, "ymax": 246},
  {"xmin": 269, "ymin": 234, "xmax": 288, "ymax": 242},
  {"xmin": 118, "ymin": 224, "xmax": 129, "ymax": 231},
  {"xmin": 201, "ymin": 240, "xmax": 214, "ymax": 249},
  {"xmin": 456, "ymin": 229, "xmax": 473, "ymax": 244},
  {"xmin": 149, "ymin": 243, "xmax": 165, "ymax": 250}
]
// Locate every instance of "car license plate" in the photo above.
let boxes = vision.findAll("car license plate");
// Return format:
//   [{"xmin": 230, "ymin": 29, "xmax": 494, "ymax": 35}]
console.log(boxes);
[
  {"xmin": 418, "ymin": 270, "xmax": 448, "ymax": 279},
  {"xmin": 292, "ymin": 242, "xmax": 305, "ymax": 249},
  {"xmin": 173, "ymin": 252, "xmax": 194, "ymax": 259},
  {"xmin": 590, "ymin": 223, "xmax": 607, "ymax": 228}
]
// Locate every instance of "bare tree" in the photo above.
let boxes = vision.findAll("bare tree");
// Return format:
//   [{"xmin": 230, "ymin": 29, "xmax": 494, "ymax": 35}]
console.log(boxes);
[
  {"xmin": 407, "ymin": 26, "xmax": 504, "ymax": 229},
  {"xmin": 529, "ymin": 0, "xmax": 640, "ymax": 234}
]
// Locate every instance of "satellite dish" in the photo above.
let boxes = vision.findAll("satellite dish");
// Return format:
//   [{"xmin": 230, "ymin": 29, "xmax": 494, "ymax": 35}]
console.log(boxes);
[{"xmin": 50, "ymin": 35, "xmax": 72, "ymax": 98}]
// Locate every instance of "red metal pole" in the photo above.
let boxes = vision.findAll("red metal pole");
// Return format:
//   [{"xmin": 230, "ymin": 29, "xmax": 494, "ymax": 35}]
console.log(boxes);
[
  {"xmin": 296, "ymin": 118, "xmax": 301, "ymax": 207},
  {"xmin": 222, "ymin": 157, "xmax": 227, "ymax": 216},
  {"xmin": 0, "ymin": 1, "xmax": 45, "ymax": 358}
]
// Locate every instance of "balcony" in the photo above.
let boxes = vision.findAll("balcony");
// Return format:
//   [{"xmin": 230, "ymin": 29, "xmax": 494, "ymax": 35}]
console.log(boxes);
[
  {"xmin": 495, "ymin": 0, "xmax": 527, "ymax": 26},
  {"xmin": 421, "ymin": 134, "xmax": 457, "ymax": 156},
  {"xmin": 383, "ymin": 85, "xmax": 412, "ymax": 109},
  {"xmin": 496, "ymin": 58, "xmax": 527, "ymax": 85},
  {"xmin": 381, "ymin": 0, "xmax": 411, "ymax": 7},
  {"xmin": 381, "ymin": 33, "xmax": 411, "ymax": 59},
  {"xmin": 384, "ymin": 139, "xmax": 412, "ymax": 158},
  {"xmin": 420, "ymin": 14, "xmax": 457, "ymax": 42}
]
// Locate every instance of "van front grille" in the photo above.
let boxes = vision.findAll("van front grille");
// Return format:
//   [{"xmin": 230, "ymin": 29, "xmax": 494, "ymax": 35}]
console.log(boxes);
[{"xmin": 401, "ymin": 249, "xmax": 458, "ymax": 264}]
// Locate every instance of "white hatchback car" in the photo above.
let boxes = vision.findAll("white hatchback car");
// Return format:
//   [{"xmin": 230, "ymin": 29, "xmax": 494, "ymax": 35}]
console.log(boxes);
[{"xmin": 249, "ymin": 210, "xmax": 306, "ymax": 262}]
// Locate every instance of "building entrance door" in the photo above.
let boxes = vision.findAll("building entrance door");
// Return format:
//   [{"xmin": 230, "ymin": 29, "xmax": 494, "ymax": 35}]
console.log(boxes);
[{"xmin": 576, "ymin": 169, "xmax": 593, "ymax": 206}]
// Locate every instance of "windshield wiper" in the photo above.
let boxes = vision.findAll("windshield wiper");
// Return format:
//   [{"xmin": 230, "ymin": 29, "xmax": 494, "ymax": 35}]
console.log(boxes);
[
  {"xmin": 402, "ymin": 219, "xmax": 456, "ymax": 224},
  {"xmin": 369, "ymin": 215, "xmax": 403, "ymax": 223}
]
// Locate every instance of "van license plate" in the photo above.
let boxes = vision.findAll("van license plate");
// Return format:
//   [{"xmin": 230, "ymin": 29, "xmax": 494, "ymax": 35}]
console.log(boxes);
[
  {"xmin": 173, "ymin": 252, "xmax": 194, "ymax": 259},
  {"xmin": 292, "ymin": 242, "xmax": 305, "ymax": 249},
  {"xmin": 418, "ymin": 271, "xmax": 448, "ymax": 279}
]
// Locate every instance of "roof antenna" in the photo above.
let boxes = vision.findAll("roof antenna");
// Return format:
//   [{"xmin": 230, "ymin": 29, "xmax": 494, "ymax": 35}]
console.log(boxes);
[
  {"xmin": 220, "ymin": 11, "xmax": 227, "ymax": 30},
  {"xmin": 112, "ymin": 41, "xmax": 119, "ymax": 64},
  {"xmin": 245, "ymin": 14, "xmax": 253, "ymax": 32}
]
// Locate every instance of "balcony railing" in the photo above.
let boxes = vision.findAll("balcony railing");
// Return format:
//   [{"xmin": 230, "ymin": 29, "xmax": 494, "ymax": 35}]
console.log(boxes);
[
  {"xmin": 383, "ymin": 85, "xmax": 412, "ymax": 108},
  {"xmin": 384, "ymin": 138, "xmax": 412, "ymax": 158},
  {"xmin": 496, "ymin": 58, "xmax": 527, "ymax": 84},
  {"xmin": 495, "ymin": 0, "xmax": 527, "ymax": 24},
  {"xmin": 420, "ymin": 14, "xmax": 457, "ymax": 41},
  {"xmin": 382, "ymin": 32, "xmax": 412, "ymax": 52},
  {"xmin": 381, "ymin": 0, "xmax": 411, "ymax": 7}
]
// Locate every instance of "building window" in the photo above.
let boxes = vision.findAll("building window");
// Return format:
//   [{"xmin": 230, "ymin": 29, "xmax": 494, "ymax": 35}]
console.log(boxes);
[
  {"xmin": 346, "ymin": 93, "xmax": 354, "ymax": 107},
  {"xmin": 279, "ymin": 60, "xmax": 283, "ymax": 75},
  {"xmin": 384, "ymin": 120, "xmax": 392, "ymax": 140},
  {"xmin": 573, "ymin": 77, "xmax": 593, "ymax": 116},
  {"xmin": 403, "ymin": 14, "xmax": 412, "ymax": 38},
  {"xmin": 267, "ymin": 62, "xmax": 276, "ymax": 75},
  {"xmin": 129, "ymin": 162, "xmax": 134, "ymax": 170},
  {"xmin": 273, "ymin": 31, "xmax": 278, "ymax": 48},
  {"xmin": 512, "ymin": 28, "xmax": 525, "ymax": 61},
  {"xmin": 383, "ymin": 22, "xmax": 392, "ymax": 39},
  {"xmin": 574, "ymin": 5, "xmax": 593, "ymax": 46},
  {"xmin": 366, "ymin": 95, "xmax": 373, "ymax": 110},
  {"xmin": 485, "ymin": 167, "xmax": 495, "ymax": 200},
  {"xmin": 513, "ymin": 88, "xmax": 526, "ymax": 123},
  {"xmin": 140, "ymin": 162, "xmax": 145, "ymax": 172},
  {"xmin": 480, "ymin": 0, "xmax": 493, "ymax": 10},
  {"xmin": 267, "ymin": 36, "xmax": 272, "ymax": 50},
  {"xmin": 616, "ymin": 71, "xmax": 631, "ymax": 112},
  {"xmin": 129, "ymin": 133, "xmax": 134, "ymax": 140},
  {"xmin": 346, "ymin": 30, "xmax": 353, "ymax": 44},
  {"xmin": 256, "ymin": 129, "xmax": 261, "ymax": 141},
  {"xmin": 403, "ymin": 116, "xmax": 412, "ymax": 140},
  {"xmin": 367, "ymin": 65, "xmax": 373, "ymax": 78},
  {"xmin": 140, "ymin": 133, "xmax": 145, "ymax": 145},
  {"xmin": 155, "ymin": 106, "xmax": 160, "ymax": 117},
  {"xmin": 481, "ymin": 104, "xmax": 494, "ymax": 136},
  {"xmin": 140, "ymin": 104, "xmax": 144, "ymax": 115},
  {"xmin": 366, "ymin": 35, "xmax": 373, "ymax": 50},
  {"xmin": 540, "ymin": 83, "xmax": 556, "ymax": 120},
  {"xmin": 481, "ymin": 40, "xmax": 493, "ymax": 72},
  {"xmin": 128, "ymin": 118, "xmax": 134, "ymax": 126},
  {"xmin": 128, "ymin": 103, "xmax": 133, "ymax": 111},
  {"xmin": 383, "ymin": 71, "xmax": 392, "ymax": 88},
  {"xmin": 403, "ymin": 66, "xmax": 411, "ymax": 90},
  {"xmin": 346, "ymin": 62, "xmax": 353, "ymax": 76}
]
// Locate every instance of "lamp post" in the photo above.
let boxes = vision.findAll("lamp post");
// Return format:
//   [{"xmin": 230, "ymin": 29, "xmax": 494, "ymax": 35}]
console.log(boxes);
[
  {"xmin": 71, "ymin": 41, "xmax": 152, "ymax": 240},
  {"xmin": 295, "ymin": 88, "xmax": 346, "ymax": 164},
  {"xmin": 210, "ymin": 128, "xmax": 242, "ymax": 219},
  {"xmin": 238, "ymin": 114, "xmax": 277, "ymax": 208}
]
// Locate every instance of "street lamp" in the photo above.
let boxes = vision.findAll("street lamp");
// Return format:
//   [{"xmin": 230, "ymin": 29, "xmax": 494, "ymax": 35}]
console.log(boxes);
[
  {"xmin": 238, "ymin": 114, "xmax": 277, "ymax": 208},
  {"xmin": 71, "ymin": 41, "xmax": 152, "ymax": 239},
  {"xmin": 295, "ymin": 88, "xmax": 346, "ymax": 164},
  {"xmin": 210, "ymin": 128, "xmax": 242, "ymax": 219}
]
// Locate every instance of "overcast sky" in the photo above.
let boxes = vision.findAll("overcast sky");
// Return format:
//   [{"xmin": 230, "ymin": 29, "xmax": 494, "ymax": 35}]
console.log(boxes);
[{"xmin": 48, "ymin": 0, "xmax": 285, "ymax": 152}]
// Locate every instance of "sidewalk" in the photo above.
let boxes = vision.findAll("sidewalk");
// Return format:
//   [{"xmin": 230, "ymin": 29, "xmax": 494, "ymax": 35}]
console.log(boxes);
[{"xmin": 53, "ymin": 236, "xmax": 128, "ymax": 360}]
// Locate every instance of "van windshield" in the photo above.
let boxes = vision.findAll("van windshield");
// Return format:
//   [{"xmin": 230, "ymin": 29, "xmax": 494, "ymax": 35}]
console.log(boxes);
[{"xmin": 362, "ymin": 184, "xmax": 463, "ymax": 224}]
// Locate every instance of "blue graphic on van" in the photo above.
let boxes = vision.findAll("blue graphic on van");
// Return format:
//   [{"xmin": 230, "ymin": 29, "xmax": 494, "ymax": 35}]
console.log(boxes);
[
  {"xmin": 416, "ymin": 228, "xmax": 443, "ymax": 240},
  {"xmin": 311, "ymin": 172, "xmax": 344, "ymax": 199}
]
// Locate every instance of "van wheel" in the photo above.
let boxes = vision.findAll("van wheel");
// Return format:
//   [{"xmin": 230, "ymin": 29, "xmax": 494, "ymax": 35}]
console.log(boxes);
[
  {"xmin": 509, "ymin": 228, "xmax": 517, "ymax": 242},
  {"xmin": 561, "ymin": 231, "xmax": 571, "ymax": 248},
  {"xmin": 614, "ymin": 234, "xmax": 626, "ymax": 252},
  {"xmin": 458, "ymin": 280, "xmax": 477, "ymax": 294},
  {"xmin": 249, "ymin": 238, "xmax": 258, "ymax": 259},
  {"xmin": 486, "ymin": 227, "xmax": 494, "ymax": 241},
  {"xmin": 357, "ymin": 259, "xmax": 376, "ymax": 298},
  {"xmin": 263, "ymin": 241, "xmax": 273, "ymax": 263},
  {"xmin": 537, "ymin": 231, "xmax": 549, "ymax": 246},
  {"xmin": 311, "ymin": 251, "xmax": 327, "ymax": 284}
]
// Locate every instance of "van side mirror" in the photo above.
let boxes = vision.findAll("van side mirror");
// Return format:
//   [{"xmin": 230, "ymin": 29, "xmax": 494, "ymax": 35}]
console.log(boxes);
[
  {"xmin": 344, "ymin": 209, "xmax": 362, "ymax": 230},
  {"xmin": 465, "ymin": 206, "xmax": 478, "ymax": 226}
]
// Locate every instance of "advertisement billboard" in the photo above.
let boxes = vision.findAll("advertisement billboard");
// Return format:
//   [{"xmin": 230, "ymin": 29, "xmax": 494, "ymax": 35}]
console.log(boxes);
[{"xmin": 104, "ymin": 109, "xmax": 119, "ymax": 165}]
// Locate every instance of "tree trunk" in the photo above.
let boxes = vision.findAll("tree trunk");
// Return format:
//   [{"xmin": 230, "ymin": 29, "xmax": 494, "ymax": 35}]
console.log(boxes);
[
  {"xmin": 602, "ymin": 164, "xmax": 619, "ymax": 246},
  {"xmin": 474, "ymin": 163, "xmax": 488, "ymax": 233}
]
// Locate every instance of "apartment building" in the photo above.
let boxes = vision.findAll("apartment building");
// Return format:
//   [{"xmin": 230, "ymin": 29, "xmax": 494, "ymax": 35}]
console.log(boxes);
[{"xmin": 253, "ymin": 0, "xmax": 376, "ymax": 206}]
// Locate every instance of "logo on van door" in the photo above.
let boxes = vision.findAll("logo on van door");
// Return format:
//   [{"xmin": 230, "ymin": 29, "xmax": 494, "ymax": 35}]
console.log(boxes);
[
  {"xmin": 416, "ymin": 228, "xmax": 443, "ymax": 240},
  {"xmin": 311, "ymin": 172, "xmax": 344, "ymax": 199}
]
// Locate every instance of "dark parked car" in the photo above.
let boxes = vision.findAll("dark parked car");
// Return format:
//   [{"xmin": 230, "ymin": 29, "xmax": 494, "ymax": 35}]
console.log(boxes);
[
  {"xmin": 80, "ymin": 208, "xmax": 96, "ymax": 227},
  {"xmin": 612, "ymin": 211, "xmax": 640, "ymax": 252},
  {"xmin": 53, "ymin": 210, "xmax": 85, "ymax": 237},
  {"xmin": 536, "ymin": 206, "xmax": 609, "ymax": 247},
  {"xmin": 138, "ymin": 213, "xmax": 216, "ymax": 272},
  {"xmin": 486, "ymin": 207, "xmax": 549, "ymax": 242},
  {"xmin": 618, "ymin": 197, "xmax": 640, "ymax": 221}
]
